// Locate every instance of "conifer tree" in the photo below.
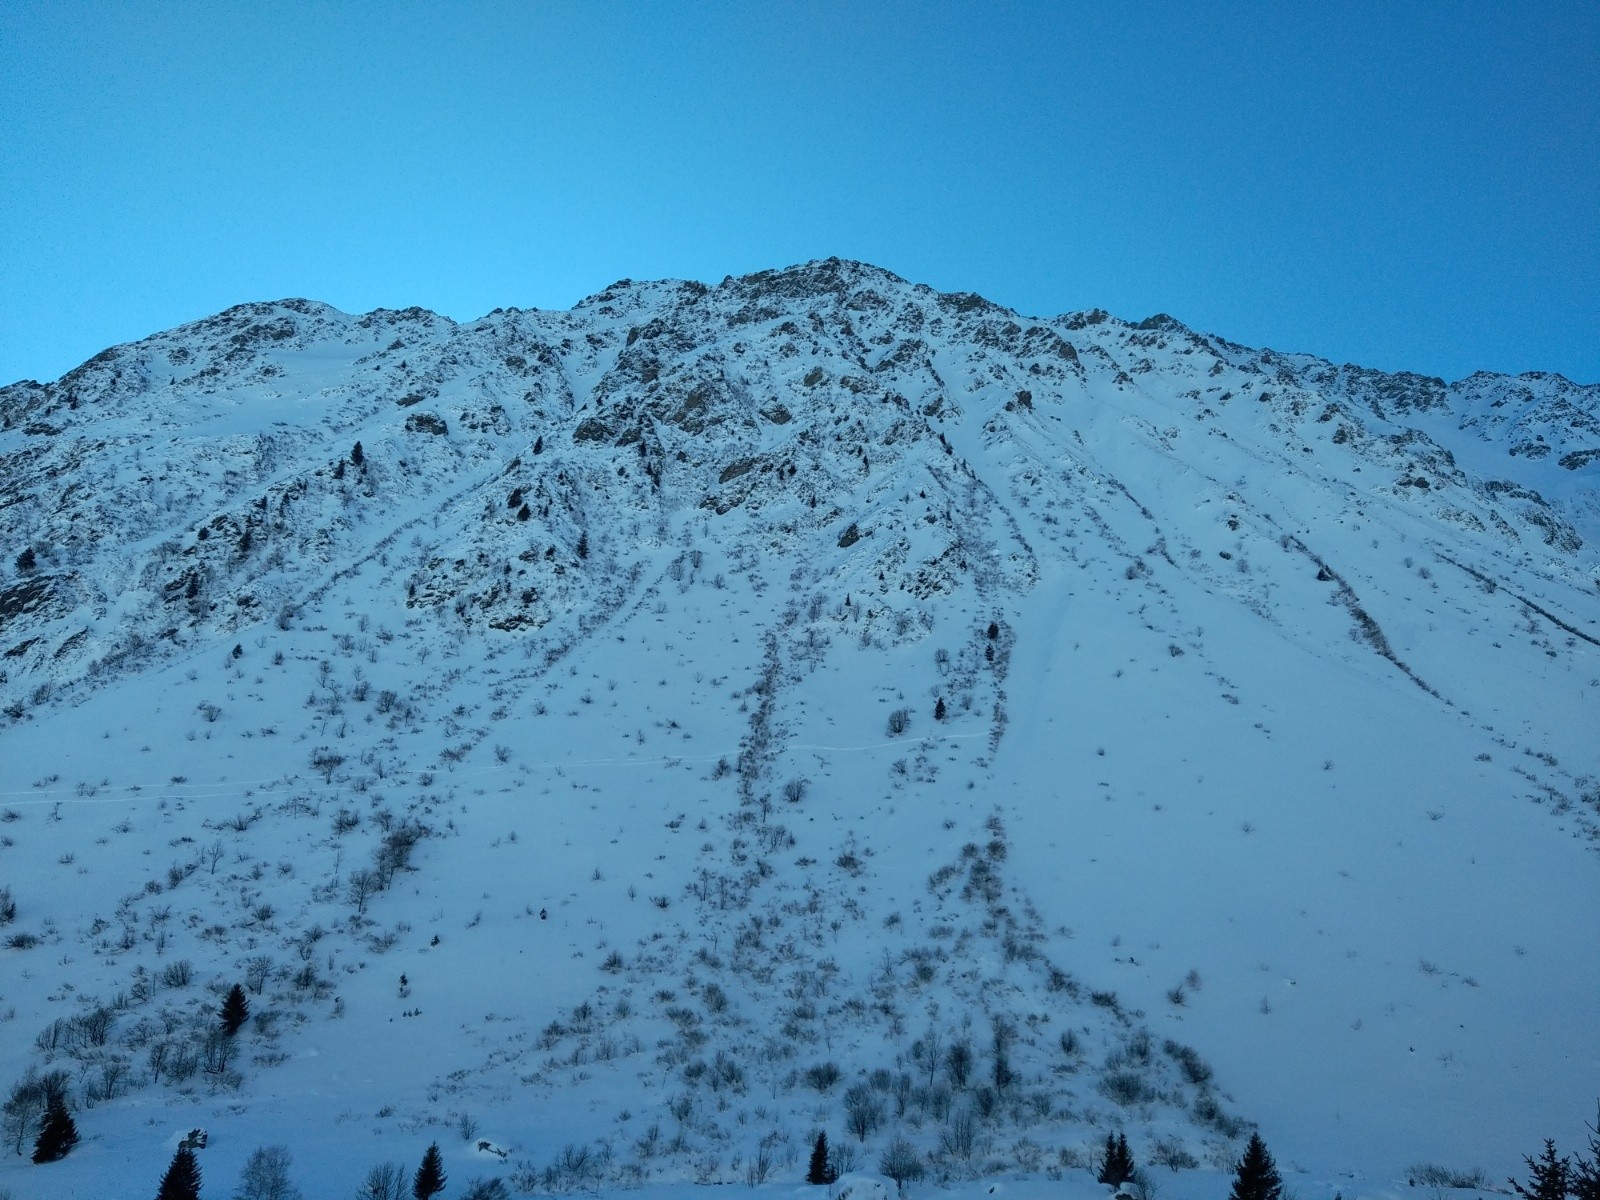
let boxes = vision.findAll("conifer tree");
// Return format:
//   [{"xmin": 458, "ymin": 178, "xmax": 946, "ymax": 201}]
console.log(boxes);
[
  {"xmin": 1097, "ymin": 1132, "xmax": 1135, "ymax": 1186},
  {"xmin": 220, "ymin": 983, "xmax": 250, "ymax": 1037},
  {"xmin": 807, "ymin": 1131, "xmax": 835, "ymax": 1185},
  {"xmin": 30, "ymin": 1094, "xmax": 78, "ymax": 1163},
  {"xmin": 1229, "ymin": 1133, "xmax": 1283, "ymax": 1200},
  {"xmin": 413, "ymin": 1141, "xmax": 446, "ymax": 1200},
  {"xmin": 1573, "ymin": 1104, "xmax": 1600, "ymax": 1200},
  {"xmin": 156, "ymin": 1144, "xmax": 203, "ymax": 1200},
  {"xmin": 1511, "ymin": 1140, "xmax": 1572, "ymax": 1200}
]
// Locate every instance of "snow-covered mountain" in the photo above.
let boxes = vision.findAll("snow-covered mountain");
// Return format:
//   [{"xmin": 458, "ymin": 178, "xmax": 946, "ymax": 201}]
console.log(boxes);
[{"xmin": 1, "ymin": 259, "xmax": 1596, "ymax": 1200}]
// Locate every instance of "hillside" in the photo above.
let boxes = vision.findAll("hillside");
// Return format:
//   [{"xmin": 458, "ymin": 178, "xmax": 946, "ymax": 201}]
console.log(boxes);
[{"xmin": 1, "ymin": 259, "xmax": 1596, "ymax": 1200}]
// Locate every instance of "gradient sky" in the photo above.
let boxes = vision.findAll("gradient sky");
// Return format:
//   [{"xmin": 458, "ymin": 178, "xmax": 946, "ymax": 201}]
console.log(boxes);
[{"xmin": 2, "ymin": 1, "xmax": 1597, "ymax": 387}]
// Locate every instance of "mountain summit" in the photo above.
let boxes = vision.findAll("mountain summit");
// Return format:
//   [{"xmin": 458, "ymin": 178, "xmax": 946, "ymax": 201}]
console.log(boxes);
[{"xmin": 0, "ymin": 261, "xmax": 1596, "ymax": 1197}]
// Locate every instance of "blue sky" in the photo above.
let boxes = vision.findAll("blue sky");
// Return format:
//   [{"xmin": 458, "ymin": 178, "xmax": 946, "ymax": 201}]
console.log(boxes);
[{"xmin": 2, "ymin": 1, "xmax": 1596, "ymax": 386}]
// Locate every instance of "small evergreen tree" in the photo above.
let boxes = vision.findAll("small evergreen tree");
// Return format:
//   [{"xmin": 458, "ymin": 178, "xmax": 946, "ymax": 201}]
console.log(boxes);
[
  {"xmin": 1097, "ymin": 1131, "xmax": 1135, "ymax": 1186},
  {"xmin": 156, "ymin": 1144, "xmax": 203, "ymax": 1200},
  {"xmin": 351, "ymin": 441, "xmax": 365, "ymax": 466},
  {"xmin": 807, "ymin": 1131, "xmax": 835, "ymax": 1185},
  {"xmin": 575, "ymin": 531, "xmax": 589, "ymax": 560},
  {"xmin": 413, "ymin": 1141, "xmax": 446, "ymax": 1200},
  {"xmin": 933, "ymin": 697, "xmax": 946, "ymax": 721},
  {"xmin": 30, "ymin": 1094, "xmax": 78, "ymax": 1163},
  {"xmin": 1229, "ymin": 1133, "xmax": 1283, "ymax": 1200},
  {"xmin": 1511, "ymin": 1140, "xmax": 1572, "ymax": 1200},
  {"xmin": 220, "ymin": 983, "xmax": 250, "ymax": 1037},
  {"xmin": 1573, "ymin": 1104, "xmax": 1600, "ymax": 1200}
]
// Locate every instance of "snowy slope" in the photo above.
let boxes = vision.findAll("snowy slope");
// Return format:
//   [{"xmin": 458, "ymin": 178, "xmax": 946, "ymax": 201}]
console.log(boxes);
[{"xmin": 0, "ymin": 260, "xmax": 1596, "ymax": 1200}]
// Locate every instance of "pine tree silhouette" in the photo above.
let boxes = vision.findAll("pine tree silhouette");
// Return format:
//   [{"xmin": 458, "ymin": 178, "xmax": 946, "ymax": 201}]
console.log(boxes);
[
  {"xmin": 1573, "ymin": 1104, "xmax": 1600, "ymax": 1200},
  {"xmin": 1097, "ymin": 1132, "xmax": 1135, "ymax": 1186},
  {"xmin": 413, "ymin": 1141, "xmax": 447, "ymax": 1200},
  {"xmin": 1229, "ymin": 1133, "xmax": 1284, "ymax": 1200},
  {"xmin": 31, "ymin": 1094, "xmax": 79, "ymax": 1163},
  {"xmin": 155, "ymin": 1145, "xmax": 203, "ymax": 1200},
  {"xmin": 221, "ymin": 983, "xmax": 250, "ymax": 1036},
  {"xmin": 1511, "ymin": 1140, "xmax": 1572, "ymax": 1200},
  {"xmin": 807, "ymin": 1131, "xmax": 835, "ymax": 1185}
]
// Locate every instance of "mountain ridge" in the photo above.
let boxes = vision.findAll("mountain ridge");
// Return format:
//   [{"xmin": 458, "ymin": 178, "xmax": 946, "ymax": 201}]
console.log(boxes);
[{"xmin": 0, "ymin": 259, "xmax": 1596, "ymax": 1198}]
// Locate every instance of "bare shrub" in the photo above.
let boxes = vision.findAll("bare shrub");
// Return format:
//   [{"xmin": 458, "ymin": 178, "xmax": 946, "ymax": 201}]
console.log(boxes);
[
  {"xmin": 1409, "ymin": 1164, "xmax": 1488, "ymax": 1189},
  {"xmin": 1151, "ymin": 1137, "xmax": 1200, "ymax": 1171},
  {"xmin": 1100, "ymin": 1069, "xmax": 1155, "ymax": 1106},
  {"xmin": 843, "ymin": 1083, "xmax": 885, "ymax": 1141},
  {"xmin": 804, "ymin": 1062, "xmax": 841, "ymax": 1092},
  {"xmin": 879, "ymin": 1137, "xmax": 925, "ymax": 1188},
  {"xmin": 235, "ymin": 1145, "xmax": 302, "ymax": 1200},
  {"xmin": 355, "ymin": 1162, "xmax": 408, "ymax": 1200},
  {"xmin": 1162, "ymin": 1039, "xmax": 1213, "ymax": 1086},
  {"xmin": 940, "ymin": 1107, "xmax": 977, "ymax": 1163}
]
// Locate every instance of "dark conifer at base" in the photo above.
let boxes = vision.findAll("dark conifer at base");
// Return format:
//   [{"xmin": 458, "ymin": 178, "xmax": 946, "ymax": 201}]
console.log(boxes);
[
  {"xmin": 1097, "ymin": 1132, "xmax": 1135, "ymax": 1186},
  {"xmin": 1511, "ymin": 1140, "xmax": 1572, "ymax": 1200},
  {"xmin": 808, "ymin": 1131, "xmax": 836, "ymax": 1185},
  {"xmin": 220, "ymin": 982, "xmax": 250, "ymax": 1036},
  {"xmin": 31, "ymin": 1094, "xmax": 79, "ymax": 1163},
  {"xmin": 1229, "ymin": 1133, "xmax": 1284, "ymax": 1200},
  {"xmin": 155, "ymin": 1145, "xmax": 203, "ymax": 1200},
  {"xmin": 414, "ymin": 1141, "xmax": 447, "ymax": 1200}
]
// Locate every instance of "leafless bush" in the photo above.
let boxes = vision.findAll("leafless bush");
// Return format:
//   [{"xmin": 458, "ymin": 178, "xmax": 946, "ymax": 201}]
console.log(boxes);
[
  {"xmin": 879, "ymin": 1137, "xmax": 925, "ymax": 1188},
  {"xmin": 745, "ymin": 1139, "xmax": 775, "ymax": 1185},
  {"xmin": 1409, "ymin": 1164, "xmax": 1488, "ymax": 1189},
  {"xmin": 940, "ymin": 1107, "xmax": 977, "ymax": 1163},
  {"xmin": 355, "ymin": 1162, "xmax": 408, "ymax": 1200},
  {"xmin": 804, "ymin": 1062, "xmax": 841, "ymax": 1091},
  {"xmin": 1162, "ymin": 1039, "xmax": 1213, "ymax": 1086},
  {"xmin": 243, "ymin": 956, "xmax": 273, "ymax": 994},
  {"xmin": 843, "ymin": 1083, "xmax": 885, "ymax": 1141},
  {"xmin": 347, "ymin": 869, "xmax": 378, "ymax": 915},
  {"xmin": 309, "ymin": 748, "xmax": 344, "ymax": 783},
  {"xmin": 1151, "ymin": 1137, "xmax": 1200, "ymax": 1171},
  {"xmin": 1193, "ymin": 1091, "xmax": 1249, "ymax": 1137},
  {"xmin": 1100, "ymin": 1069, "xmax": 1155, "ymax": 1106},
  {"xmin": 202, "ymin": 1029, "xmax": 236, "ymax": 1076},
  {"xmin": 234, "ymin": 1145, "xmax": 300, "ymax": 1200}
]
